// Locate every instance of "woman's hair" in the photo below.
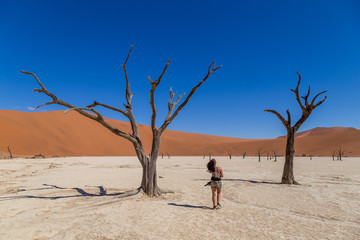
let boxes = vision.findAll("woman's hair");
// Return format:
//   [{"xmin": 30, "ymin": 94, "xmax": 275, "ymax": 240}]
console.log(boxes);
[{"xmin": 207, "ymin": 159, "xmax": 216, "ymax": 172}]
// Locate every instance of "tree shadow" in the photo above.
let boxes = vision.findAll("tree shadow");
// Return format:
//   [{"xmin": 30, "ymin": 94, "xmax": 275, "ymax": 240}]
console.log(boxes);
[
  {"xmin": 167, "ymin": 203, "xmax": 213, "ymax": 210},
  {"xmin": 0, "ymin": 184, "xmax": 140, "ymax": 201},
  {"xmin": 195, "ymin": 178, "xmax": 281, "ymax": 185}
]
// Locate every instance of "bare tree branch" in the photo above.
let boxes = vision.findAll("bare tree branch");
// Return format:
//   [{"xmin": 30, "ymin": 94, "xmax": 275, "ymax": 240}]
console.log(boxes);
[
  {"xmin": 301, "ymin": 85, "xmax": 311, "ymax": 107},
  {"xmin": 121, "ymin": 45, "xmax": 134, "ymax": 109},
  {"xmin": 164, "ymin": 88, "xmax": 186, "ymax": 122},
  {"xmin": 313, "ymin": 96, "xmax": 327, "ymax": 108},
  {"xmin": 290, "ymin": 72, "xmax": 306, "ymax": 112},
  {"xmin": 20, "ymin": 71, "xmax": 137, "ymax": 145},
  {"xmin": 34, "ymin": 101, "xmax": 55, "ymax": 110},
  {"xmin": 87, "ymin": 101, "xmax": 127, "ymax": 116},
  {"xmin": 286, "ymin": 109, "xmax": 291, "ymax": 126},
  {"xmin": 159, "ymin": 61, "xmax": 222, "ymax": 133},
  {"xmin": 149, "ymin": 60, "xmax": 171, "ymax": 132},
  {"xmin": 264, "ymin": 109, "xmax": 289, "ymax": 129}
]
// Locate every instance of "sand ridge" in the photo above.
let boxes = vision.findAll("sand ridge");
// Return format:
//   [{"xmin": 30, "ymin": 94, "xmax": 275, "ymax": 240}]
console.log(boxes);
[{"xmin": 0, "ymin": 110, "xmax": 360, "ymax": 157}]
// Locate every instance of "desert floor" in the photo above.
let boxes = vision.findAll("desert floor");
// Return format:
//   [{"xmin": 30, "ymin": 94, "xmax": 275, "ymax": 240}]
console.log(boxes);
[{"xmin": 0, "ymin": 156, "xmax": 359, "ymax": 240}]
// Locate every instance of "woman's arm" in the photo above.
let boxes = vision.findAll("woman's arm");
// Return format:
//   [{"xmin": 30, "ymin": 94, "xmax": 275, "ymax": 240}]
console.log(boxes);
[{"xmin": 218, "ymin": 167, "xmax": 224, "ymax": 177}]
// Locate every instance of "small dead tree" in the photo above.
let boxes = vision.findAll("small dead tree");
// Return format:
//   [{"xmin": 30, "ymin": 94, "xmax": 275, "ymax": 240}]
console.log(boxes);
[
  {"xmin": 209, "ymin": 152, "xmax": 212, "ymax": 160},
  {"xmin": 161, "ymin": 153, "xmax": 164, "ymax": 159},
  {"xmin": 331, "ymin": 150, "xmax": 336, "ymax": 161},
  {"xmin": 272, "ymin": 149, "xmax": 279, "ymax": 162},
  {"xmin": 336, "ymin": 147, "xmax": 345, "ymax": 161},
  {"xmin": 256, "ymin": 147, "xmax": 264, "ymax": 162},
  {"xmin": 7, "ymin": 146, "xmax": 13, "ymax": 159},
  {"xmin": 167, "ymin": 153, "xmax": 171, "ymax": 159},
  {"xmin": 264, "ymin": 72, "xmax": 327, "ymax": 184},
  {"xmin": 227, "ymin": 151, "xmax": 232, "ymax": 160},
  {"xmin": 309, "ymin": 154, "xmax": 313, "ymax": 160},
  {"xmin": 21, "ymin": 46, "xmax": 221, "ymax": 196},
  {"xmin": 242, "ymin": 152, "xmax": 246, "ymax": 159},
  {"xmin": 266, "ymin": 151, "xmax": 270, "ymax": 160}
]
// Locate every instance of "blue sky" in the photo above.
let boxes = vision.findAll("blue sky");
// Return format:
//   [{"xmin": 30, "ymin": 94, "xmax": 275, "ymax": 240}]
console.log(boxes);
[{"xmin": 1, "ymin": 0, "xmax": 359, "ymax": 138}]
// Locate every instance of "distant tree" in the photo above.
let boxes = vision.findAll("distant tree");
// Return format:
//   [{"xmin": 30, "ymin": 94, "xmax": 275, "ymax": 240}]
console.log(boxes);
[
  {"xmin": 331, "ymin": 150, "xmax": 336, "ymax": 161},
  {"xmin": 167, "ymin": 153, "xmax": 171, "ymax": 159},
  {"xmin": 336, "ymin": 147, "xmax": 345, "ymax": 161},
  {"xmin": 21, "ymin": 46, "xmax": 221, "ymax": 196},
  {"xmin": 264, "ymin": 72, "xmax": 327, "ymax": 184},
  {"xmin": 309, "ymin": 154, "xmax": 313, "ymax": 160},
  {"xmin": 7, "ymin": 146, "xmax": 13, "ymax": 159},
  {"xmin": 266, "ymin": 151, "xmax": 270, "ymax": 160},
  {"xmin": 272, "ymin": 149, "xmax": 279, "ymax": 162},
  {"xmin": 227, "ymin": 151, "xmax": 232, "ymax": 160},
  {"xmin": 161, "ymin": 153, "xmax": 164, "ymax": 159},
  {"xmin": 242, "ymin": 152, "xmax": 247, "ymax": 159},
  {"xmin": 256, "ymin": 147, "xmax": 265, "ymax": 162}
]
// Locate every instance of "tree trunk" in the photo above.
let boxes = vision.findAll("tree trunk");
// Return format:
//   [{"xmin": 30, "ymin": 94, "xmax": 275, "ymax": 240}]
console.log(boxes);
[
  {"xmin": 141, "ymin": 157, "xmax": 161, "ymax": 196},
  {"xmin": 281, "ymin": 129, "xmax": 299, "ymax": 184},
  {"xmin": 140, "ymin": 133, "xmax": 162, "ymax": 196},
  {"xmin": 7, "ymin": 146, "xmax": 13, "ymax": 159}
]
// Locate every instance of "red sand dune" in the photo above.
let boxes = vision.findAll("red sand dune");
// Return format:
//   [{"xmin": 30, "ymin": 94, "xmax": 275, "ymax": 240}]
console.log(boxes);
[{"xmin": 0, "ymin": 110, "xmax": 359, "ymax": 157}]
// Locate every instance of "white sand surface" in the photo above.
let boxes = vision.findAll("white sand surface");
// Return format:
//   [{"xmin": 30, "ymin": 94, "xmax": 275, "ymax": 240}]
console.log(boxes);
[{"xmin": 0, "ymin": 156, "xmax": 359, "ymax": 239}]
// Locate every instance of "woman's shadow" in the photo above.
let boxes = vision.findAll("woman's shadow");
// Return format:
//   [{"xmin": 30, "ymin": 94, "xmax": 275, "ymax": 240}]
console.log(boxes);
[{"xmin": 167, "ymin": 203, "xmax": 213, "ymax": 210}]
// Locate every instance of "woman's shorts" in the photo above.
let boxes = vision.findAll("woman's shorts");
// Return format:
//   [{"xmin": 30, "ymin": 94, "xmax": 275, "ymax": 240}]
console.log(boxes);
[{"xmin": 211, "ymin": 180, "xmax": 222, "ymax": 189}]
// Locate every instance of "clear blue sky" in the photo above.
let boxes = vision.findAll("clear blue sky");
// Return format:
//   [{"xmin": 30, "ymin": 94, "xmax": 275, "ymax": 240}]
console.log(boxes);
[{"xmin": 1, "ymin": 0, "xmax": 359, "ymax": 138}]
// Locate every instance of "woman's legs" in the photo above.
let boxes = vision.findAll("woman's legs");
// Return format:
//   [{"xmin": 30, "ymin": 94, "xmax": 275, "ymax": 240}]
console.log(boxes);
[
  {"xmin": 217, "ymin": 188, "xmax": 221, "ymax": 205},
  {"xmin": 211, "ymin": 188, "xmax": 217, "ymax": 207}
]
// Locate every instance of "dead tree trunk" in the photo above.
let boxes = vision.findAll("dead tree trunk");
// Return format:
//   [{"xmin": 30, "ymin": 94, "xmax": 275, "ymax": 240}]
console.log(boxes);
[
  {"xmin": 337, "ymin": 147, "xmax": 344, "ymax": 161},
  {"xmin": 21, "ymin": 46, "xmax": 221, "ymax": 196},
  {"xmin": 167, "ymin": 153, "xmax": 170, "ymax": 159},
  {"xmin": 209, "ymin": 153, "xmax": 212, "ymax": 160},
  {"xmin": 7, "ymin": 146, "xmax": 13, "ymax": 159},
  {"xmin": 331, "ymin": 150, "xmax": 336, "ymax": 161},
  {"xmin": 227, "ymin": 152, "xmax": 232, "ymax": 160},
  {"xmin": 282, "ymin": 130, "xmax": 296, "ymax": 183},
  {"xmin": 242, "ymin": 152, "xmax": 246, "ymax": 159},
  {"xmin": 265, "ymin": 72, "xmax": 327, "ymax": 185},
  {"xmin": 272, "ymin": 149, "xmax": 278, "ymax": 162},
  {"xmin": 256, "ymin": 147, "xmax": 264, "ymax": 162}
]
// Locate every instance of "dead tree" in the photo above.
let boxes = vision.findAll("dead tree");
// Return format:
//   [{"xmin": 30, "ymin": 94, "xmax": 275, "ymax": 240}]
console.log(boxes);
[
  {"xmin": 264, "ymin": 72, "xmax": 327, "ymax": 184},
  {"xmin": 336, "ymin": 147, "xmax": 345, "ymax": 161},
  {"xmin": 21, "ymin": 46, "xmax": 221, "ymax": 196},
  {"xmin": 309, "ymin": 154, "xmax": 313, "ymax": 160},
  {"xmin": 242, "ymin": 152, "xmax": 246, "ymax": 159},
  {"xmin": 331, "ymin": 150, "xmax": 336, "ymax": 161},
  {"xmin": 203, "ymin": 153, "xmax": 206, "ymax": 159},
  {"xmin": 272, "ymin": 149, "xmax": 279, "ymax": 162},
  {"xmin": 266, "ymin": 151, "xmax": 270, "ymax": 160},
  {"xmin": 161, "ymin": 153, "xmax": 164, "ymax": 159},
  {"xmin": 256, "ymin": 147, "xmax": 264, "ymax": 162},
  {"xmin": 227, "ymin": 151, "xmax": 232, "ymax": 160},
  {"xmin": 7, "ymin": 146, "xmax": 13, "ymax": 159},
  {"xmin": 167, "ymin": 153, "xmax": 171, "ymax": 159},
  {"xmin": 209, "ymin": 152, "xmax": 212, "ymax": 160}
]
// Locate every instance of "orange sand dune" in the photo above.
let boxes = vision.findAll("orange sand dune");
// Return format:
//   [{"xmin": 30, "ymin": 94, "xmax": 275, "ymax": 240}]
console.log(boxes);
[{"xmin": 0, "ymin": 110, "xmax": 359, "ymax": 157}]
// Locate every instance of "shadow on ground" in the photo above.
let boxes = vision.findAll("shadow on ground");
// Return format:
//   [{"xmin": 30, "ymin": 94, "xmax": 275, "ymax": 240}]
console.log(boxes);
[
  {"xmin": 167, "ymin": 203, "xmax": 213, "ymax": 210},
  {"xmin": 195, "ymin": 178, "xmax": 281, "ymax": 185},
  {"xmin": 0, "ymin": 184, "xmax": 140, "ymax": 201}
]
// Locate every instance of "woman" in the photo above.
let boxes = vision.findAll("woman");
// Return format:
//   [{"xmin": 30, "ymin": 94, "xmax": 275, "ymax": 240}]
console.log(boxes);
[{"xmin": 207, "ymin": 159, "xmax": 224, "ymax": 210}]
